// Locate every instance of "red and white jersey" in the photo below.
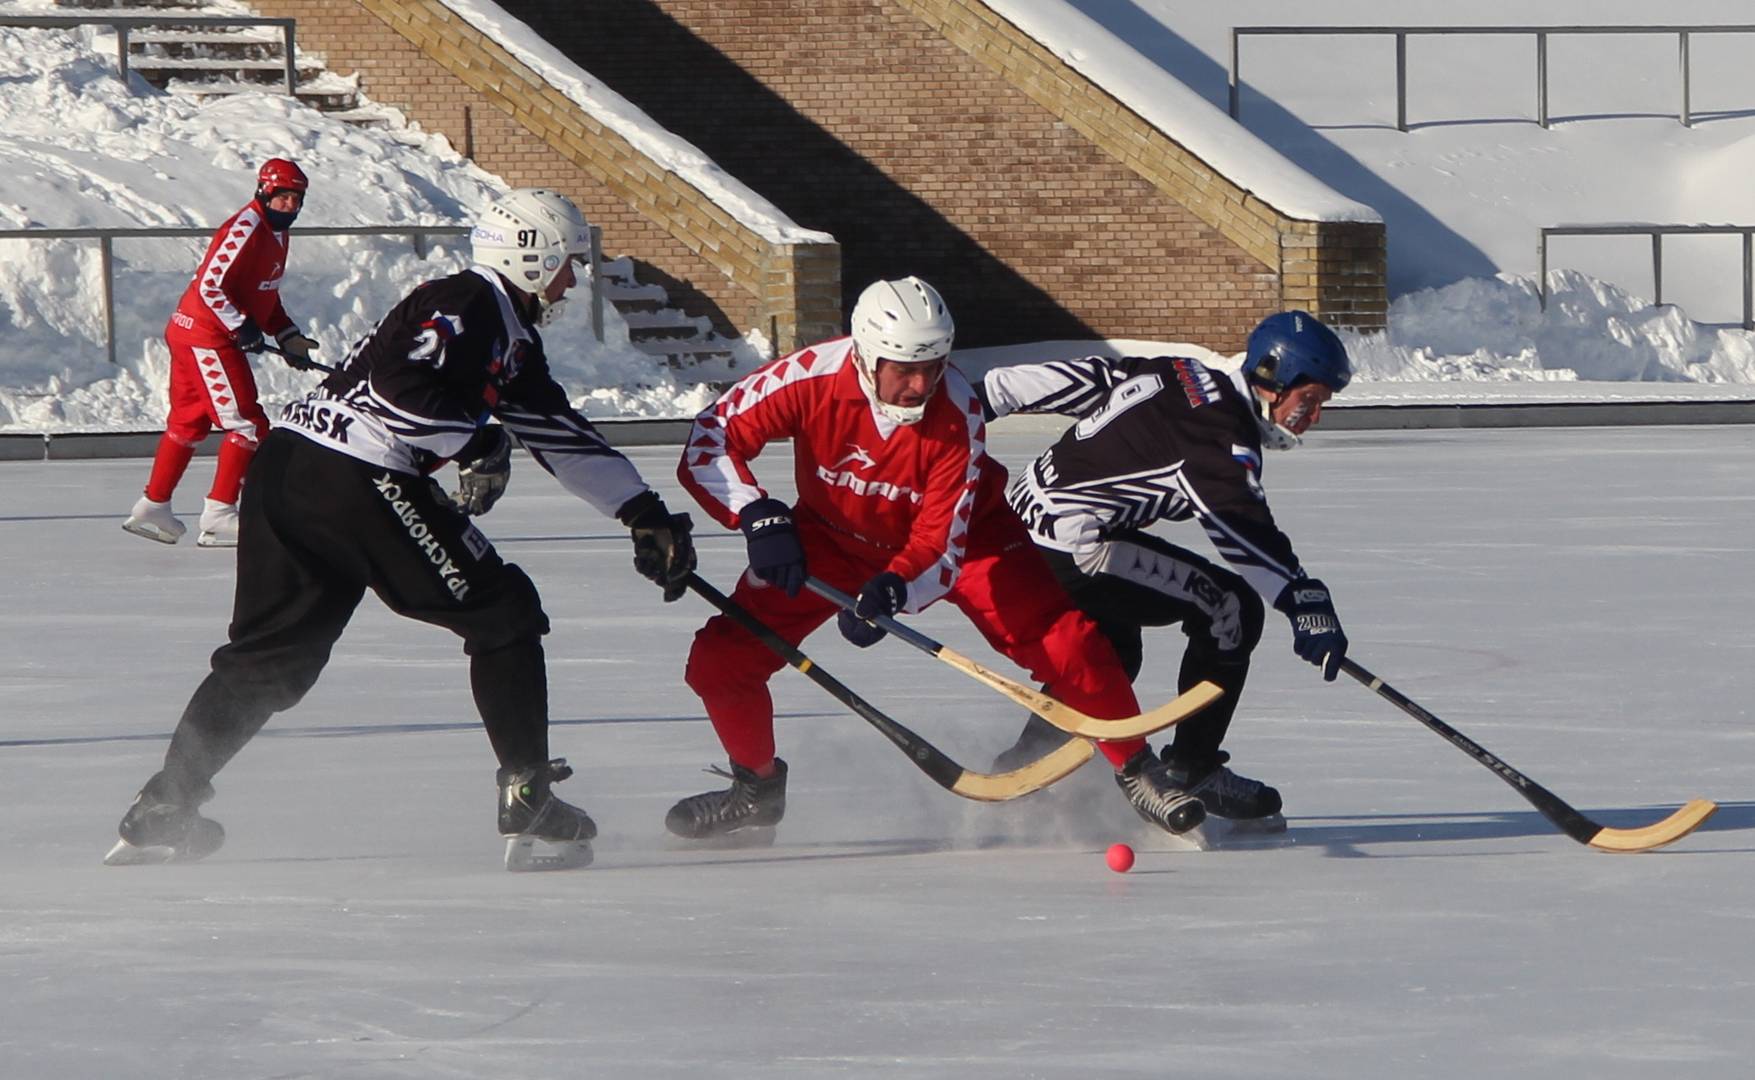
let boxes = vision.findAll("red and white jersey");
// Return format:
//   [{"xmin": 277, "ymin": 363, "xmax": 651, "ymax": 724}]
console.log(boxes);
[
  {"xmin": 165, "ymin": 199, "xmax": 295, "ymax": 347},
  {"xmin": 678, "ymin": 336, "xmax": 1009, "ymax": 612}
]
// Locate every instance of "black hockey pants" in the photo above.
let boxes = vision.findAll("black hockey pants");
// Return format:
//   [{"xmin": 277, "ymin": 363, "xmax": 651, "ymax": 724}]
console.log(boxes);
[
  {"xmin": 160, "ymin": 429, "xmax": 552, "ymax": 791},
  {"xmin": 1043, "ymin": 531, "xmax": 1264, "ymax": 764}
]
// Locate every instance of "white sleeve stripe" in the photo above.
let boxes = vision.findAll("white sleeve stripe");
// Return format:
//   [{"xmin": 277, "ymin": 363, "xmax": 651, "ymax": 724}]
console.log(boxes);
[{"xmin": 1176, "ymin": 473, "xmax": 1299, "ymax": 583}]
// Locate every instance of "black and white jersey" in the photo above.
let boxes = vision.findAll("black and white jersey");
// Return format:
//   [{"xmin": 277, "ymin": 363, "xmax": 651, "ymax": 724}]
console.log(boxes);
[
  {"xmin": 278, "ymin": 266, "xmax": 649, "ymax": 518},
  {"xmin": 982, "ymin": 354, "xmax": 1304, "ymax": 602}
]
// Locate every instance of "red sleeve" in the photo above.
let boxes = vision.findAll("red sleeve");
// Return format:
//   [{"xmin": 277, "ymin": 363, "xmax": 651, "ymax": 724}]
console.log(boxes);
[
  {"xmin": 677, "ymin": 347, "xmax": 824, "ymax": 530},
  {"xmin": 886, "ymin": 372, "xmax": 986, "ymax": 612},
  {"xmin": 191, "ymin": 206, "xmax": 265, "ymax": 337}
]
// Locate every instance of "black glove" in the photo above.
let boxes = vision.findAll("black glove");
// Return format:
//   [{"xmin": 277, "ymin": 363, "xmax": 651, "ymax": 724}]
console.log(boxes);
[
  {"xmin": 275, "ymin": 326, "xmax": 321, "ymax": 371},
  {"xmin": 233, "ymin": 317, "xmax": 264, "ymax": 354},
  {"xmin": 1274, "ymin": 577, "xmax": 1348, "ymax": 681},
  {"xmin": 450, "ymin": 426, "xmax": 512, "ymax": 516},
  {"xmin": 838, "ymin": 571, "xmax": 907, "ymax": 648},
  {"xmin": 618, "ymin": 491, "xmax": 696, "ymax": 602},
  {"xmin": 739, "ymin": 497, "xmax": 805, "ymax": 597}
]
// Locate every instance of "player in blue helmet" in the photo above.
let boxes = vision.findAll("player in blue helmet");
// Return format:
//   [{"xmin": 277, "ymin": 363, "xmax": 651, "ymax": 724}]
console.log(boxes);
[{"xmin": 972, "ymin": 310, "xmax": 1353, "ymax": 842}]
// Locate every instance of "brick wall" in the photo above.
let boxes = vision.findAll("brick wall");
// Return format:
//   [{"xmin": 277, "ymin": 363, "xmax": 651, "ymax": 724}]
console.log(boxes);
[{"xmin": 253, "ymin": 0, "xmax": 1385, "ymax": 353}]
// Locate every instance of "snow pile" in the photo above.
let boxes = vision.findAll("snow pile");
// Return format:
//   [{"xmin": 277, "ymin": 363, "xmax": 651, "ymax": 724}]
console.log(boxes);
[{"xmin": 1345, "ymin": 270, "xmax": 1755, "ymax": 383}]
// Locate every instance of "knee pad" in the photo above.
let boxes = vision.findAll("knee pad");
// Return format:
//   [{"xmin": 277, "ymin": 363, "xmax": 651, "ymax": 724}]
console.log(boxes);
[{"xmin": 1185, "ymin": 576, "xmax": 1265, "ymax": 657}]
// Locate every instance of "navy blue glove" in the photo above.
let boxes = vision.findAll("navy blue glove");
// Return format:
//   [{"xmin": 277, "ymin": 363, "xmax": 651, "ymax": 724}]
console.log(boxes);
[
  {"xmin": 739, "ymin": 498, "xmax": 806, "ymax": 597},
  {"xmin": 1274, "ymin": 578, "xmax": 1348, "ymax": 681},
  {"xmin": 233, "ymin": 317, "xmax": 264, "ymax": 354},
  {"xmin": 838, "ymin": 571, "xmax": 907, "ymax": 648}
]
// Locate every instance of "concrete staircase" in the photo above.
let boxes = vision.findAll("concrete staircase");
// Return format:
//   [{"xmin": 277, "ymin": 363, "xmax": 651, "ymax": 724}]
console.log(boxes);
[
  {"xmin": 54, "ymin": 0, "xmax": 398, "ymax": 126},
  {"xmin": 597, "ymin": 255, "xmax": 744, "ymax": 372}
]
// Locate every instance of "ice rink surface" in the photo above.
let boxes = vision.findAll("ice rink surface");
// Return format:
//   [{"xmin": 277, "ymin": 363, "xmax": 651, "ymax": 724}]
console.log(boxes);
[{"xmin": 3, "ymin": 424, "xmax": 1752, "ymax": 1079}]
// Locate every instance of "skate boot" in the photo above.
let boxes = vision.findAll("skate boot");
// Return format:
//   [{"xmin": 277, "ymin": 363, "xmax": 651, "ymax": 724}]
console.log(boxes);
[
  {"xmin": 499, "ymin": 758, "xmax": 596, "ymax": 871},
  {"xmin": 1162, "ymin": 749, "xmax": 1285, "ymax": 832},
  {"xmin": 122, "ymin": 496, "xmax": 186, "ymax": 545},
  {"xmin": 196, "ymin": 498, "xmax": 240, "ymax": 548},
  {"xmin": 1114, "ymin": 749, "xmax": 1207, "ymax": 836},
  {"xmin": 665, "ymin": 758, "xmax": 787, "ymax": 843},
  {"xmin": 990, "ymin": 712, "xmax": 1074, "ymax": 773},
  {"xmin": 104, "ymin": 772, "xmax": 224, "ymax": 865}
]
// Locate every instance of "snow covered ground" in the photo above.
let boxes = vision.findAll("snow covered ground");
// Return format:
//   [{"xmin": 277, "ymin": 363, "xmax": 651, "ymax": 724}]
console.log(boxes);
[{"xmin": 3, "ymin": 425, "xmax": 1751, "ymax": 1078}]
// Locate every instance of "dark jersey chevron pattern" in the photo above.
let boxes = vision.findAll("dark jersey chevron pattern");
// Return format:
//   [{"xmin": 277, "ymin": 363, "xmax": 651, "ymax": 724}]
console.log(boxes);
[
  {"xmin": 982, "ymin": 354, "xmax": 1305, "ymax": 602},
  {"xmin": 278, "ymin": 267, "xmax": 649, "ymax": 518}
]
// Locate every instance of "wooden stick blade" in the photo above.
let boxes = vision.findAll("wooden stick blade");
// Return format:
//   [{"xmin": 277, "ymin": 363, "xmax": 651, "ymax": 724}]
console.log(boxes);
[
  {"xmin": 1586, "ymin": 799, "xmax": 1718, "ymax": 853},
  {"xmin": 935, "ymin": 645, "xmax": 1223, "ymax": 738},
  {"xmin": 948, "ymin": 739, "xmax": 1096, "ymax": 802}
]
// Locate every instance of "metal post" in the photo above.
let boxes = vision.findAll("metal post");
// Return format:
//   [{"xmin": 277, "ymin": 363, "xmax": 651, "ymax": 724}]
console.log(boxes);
[
  {"xmin": 589, "ymin": 225, "xmax": 604, "ymax": 344},
  {"xmin": 1537, "ymin": 32, "xmax": 1549, "ymax": 128},
  {"xmin": 283, "ymin": 24, "xmax": 296, "ymax": 95},
  {"xmin": 1744, "ymin": 231, "xmax": 1752, "ymax": 330},
  {"xmin": 1538, "ymin": 230, "xmax": 1548, "ymax": 312},
  {"xmin": 117, "ymin": 24, "xmax": 129, "ymax": 86},
  {"xmin": 1395, "ymin": 32, "xmax": 1408, "ymax": 131},
  {"xmin": 101, "ymin": 235, "xmax": 117, "ymax": 366},
  {"xmin": 1652, "ymin": 233, "xmax": 1664, "ymax": 306},
  {"xmin": 1228, "ymin": 30, "xmax": 1241, "ymax": 119},
  {"xmin": 1679, "ymin": 31, "xmax": 1691, "ymax": 126}
]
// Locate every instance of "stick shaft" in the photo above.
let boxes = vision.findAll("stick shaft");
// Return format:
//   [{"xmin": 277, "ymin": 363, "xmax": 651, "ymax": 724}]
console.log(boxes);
[
  {"xmin": 686, "ymin": 575, "xmax": 1091, "ymax": 800},
  {"xmin": 1340, "ymin": 658, "xmax": 1714, "ymax": 850}
]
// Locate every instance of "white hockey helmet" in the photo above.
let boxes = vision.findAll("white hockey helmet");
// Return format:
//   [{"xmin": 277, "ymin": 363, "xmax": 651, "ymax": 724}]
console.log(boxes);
[
  {"xmin": 472, "ymin": 188, "xmax": 590, "ymax": 306},
  {"xmin": 850, "ymin": 276, "xmax": 955, "ymax": 425}
]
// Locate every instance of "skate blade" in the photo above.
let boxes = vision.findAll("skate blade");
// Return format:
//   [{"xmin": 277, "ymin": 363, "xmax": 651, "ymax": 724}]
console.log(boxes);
[
  {"xmin": 103, "ymin": 838, "xmax": 179, "ymax": 865},
  {"xmin": 122, "ymin": 521, "xmax": 182, "ymax": 545},
  {"xmin": 668, "ymin": 825, "xmax": 777, "ymax": 850},
  {"xmin": 503, "ymin": 835, "xmax": 594, "ymax": 872},
  {"xmin": 1223, "ymin": 812, "xmax": 1288, "ymax": 835},
  {"xmin": 195, "ymin": 531, "xmax": 238, "ymax": 549},
  {"xmin": 1156, "ymin": 819, "xmax": 1218, "ymax": 852}
]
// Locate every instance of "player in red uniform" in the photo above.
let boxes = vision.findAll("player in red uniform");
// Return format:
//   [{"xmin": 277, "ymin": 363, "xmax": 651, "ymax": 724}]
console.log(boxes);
[
  {"xmin": 123, "ymin": 158, "xmax": 322, "ymax": 548},
  {"xmin": 669, "ymin": 277, "xmax": 1209, "ymax": 840}
]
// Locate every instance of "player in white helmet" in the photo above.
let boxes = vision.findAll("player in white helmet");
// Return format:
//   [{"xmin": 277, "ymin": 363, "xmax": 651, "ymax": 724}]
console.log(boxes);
[
  {"xmin": 103, "ymin": 188, "xmax": 695, "ymax": 872},
  {"xmin": 668, "ymin": 276, "xmax": 1209, "ymax": 842}
]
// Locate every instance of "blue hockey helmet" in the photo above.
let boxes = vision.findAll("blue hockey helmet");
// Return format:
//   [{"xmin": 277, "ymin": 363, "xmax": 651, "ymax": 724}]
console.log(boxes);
[{"xmin": 1243, "ymin": 310, "xmax": 1352, "ymax": 394}]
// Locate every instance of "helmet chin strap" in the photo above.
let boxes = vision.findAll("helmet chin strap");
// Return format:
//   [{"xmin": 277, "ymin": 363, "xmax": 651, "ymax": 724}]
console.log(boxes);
[
  {"xmin": 853, "ymin": 349, "xmax": 930, "ymax": 426},
  {"xmin": 1251, "ymin": 387, "xmax": 1302, "ymax": 451},
  {"xmin": 537, "ymin": 296, "xmax": 568, "ymax": 328}
]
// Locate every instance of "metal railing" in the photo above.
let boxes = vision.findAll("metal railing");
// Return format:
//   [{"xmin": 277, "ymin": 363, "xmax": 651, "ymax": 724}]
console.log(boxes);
[
  {"xmin": 2, "ymin": 15, "xmax": 299, "ymax": 94},
  {"xmin": 0, "ymin": 224, "xmax": 605, "ymax": 364},
  {"xmin": 1229, "ymin": 25, "xmax": 1755, "ymax": 130},
  {"xmin": 1538, "ymin": 224, "xmax": 1755, "ymax": 330}
]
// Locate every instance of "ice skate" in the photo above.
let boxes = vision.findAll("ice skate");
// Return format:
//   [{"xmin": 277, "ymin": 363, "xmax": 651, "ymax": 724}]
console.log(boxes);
[
  {"xmin": 990, "ymin": 713, "xmax": 1074, "ymax": 774},
  {"xmin": 195, "ymin": 498, "xmax": 240, "ymax": 548},
  {"xmin": 122, "ymin": 496, "xmax": 186, "ymax": 545},
  {"xmin": 103, "ymin": 773, "xmax": 223, "ymax": 865},
  {"xmin": 499, "ymin": 758, "xmax": 596, "ymax": 871},
  {"xmin": 1162, "ymin": 748, "xmax": 1286, "ymax": 833},
  {"xmin": 665, "ymin": 758, "xmax": 786, "ymax": 843},
  {"xmin": 1114, "ymin": 749, "xmax": 1207, "ymax": 836}
]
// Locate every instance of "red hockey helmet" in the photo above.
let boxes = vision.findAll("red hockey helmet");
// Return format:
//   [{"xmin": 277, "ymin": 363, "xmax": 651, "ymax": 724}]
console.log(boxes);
[{"xmin": 255, "ymin": 158, "xmax": 309, "ymax": 200}]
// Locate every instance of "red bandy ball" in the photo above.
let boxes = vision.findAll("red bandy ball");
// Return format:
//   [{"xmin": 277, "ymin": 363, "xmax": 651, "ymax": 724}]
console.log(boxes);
[{"xmin": 1106, "ymin": 843, "xmax": 1135, "ymax": 873}]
